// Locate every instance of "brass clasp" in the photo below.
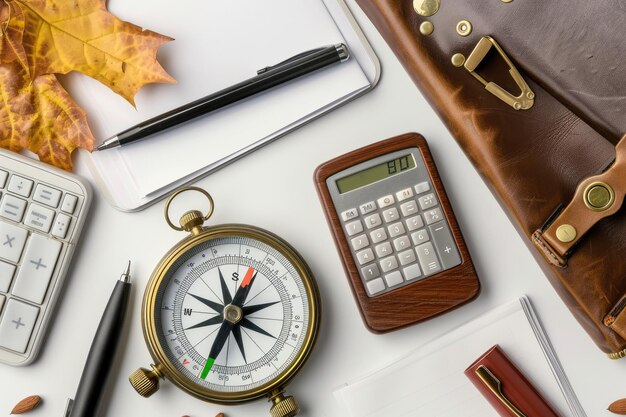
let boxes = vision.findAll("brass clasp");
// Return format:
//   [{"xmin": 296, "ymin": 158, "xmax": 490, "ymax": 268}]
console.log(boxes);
[{"xmin": 464, "ymin": 36, "xmax": 535, "ymax": 110}]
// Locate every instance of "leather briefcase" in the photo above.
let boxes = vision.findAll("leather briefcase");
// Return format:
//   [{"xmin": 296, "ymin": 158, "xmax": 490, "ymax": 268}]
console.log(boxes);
[{"xmin": 354, "ymin": 0, "xmax": 626, "ymax": 357}]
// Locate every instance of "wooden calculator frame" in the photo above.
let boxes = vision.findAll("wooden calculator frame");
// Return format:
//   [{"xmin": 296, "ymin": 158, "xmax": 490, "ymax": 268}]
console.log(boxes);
[{"xmin": 314, "ymin": 133, "xmax": 480, "ymax": 332}]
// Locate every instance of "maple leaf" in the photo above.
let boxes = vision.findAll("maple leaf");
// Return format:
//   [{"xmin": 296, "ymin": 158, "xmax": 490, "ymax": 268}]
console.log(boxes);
[
  {"xmin": 16, "ymin": 0, "xmax": 175, "ymax": 104},
  {"xmin": 0, "ymin": 0, "xmax": 28, "ymax": 69}
]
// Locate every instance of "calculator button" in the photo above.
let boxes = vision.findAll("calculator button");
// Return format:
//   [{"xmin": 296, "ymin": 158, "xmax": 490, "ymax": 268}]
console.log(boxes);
[
  {"xmin": 364, "ymin": 213, "xmax": 382, "ymax": 229},
  {"xmin": 410, "ymin": 229, "xmax": 430, "ymax": 245},
  {"xmin": 379, "ymin": 255, "xmax": 398, "ymax": 273},
  {"xmin": 12, "ymin": 234, "xmax": 62, "ymax": 304},
  {"xmin": 415, "ymin": 242, "xmax": 442, "ymax": 275},
  {"xmin": 345, "ymin": 220, "xmax": 363, "ymax": 236},
  {"xmin": 356, "ymin": 248, "xmax": 375, "ymax": 266},
  {"xmin": 0, "ymin": 299, "xmax": 39, "ymax": 353},
  {"xmin": 0, "ymin": 194, "xmax": 27, "ymax": 222},
  {"xmin": 415, "ymin": 181, "xmax": 431, "ymax": 194},
  {"xmin": 0, "ymin": 220, "xmax": 28, "ymax": 262},
  {"xmin": 418, "ymin": 193, "xmax": 438, "ymax": 210},
  {"xmin": 398, "ymin": 248, "xmax": 417, "ymax": 266},
  {"xmin": 361, "ymin": 264, "xmax": 380, "ymax": 281},
  {"xmin": 384, "ymin": 271, "xmax": 404, "ymax": 287},
  {"xmin": 393, "ymin": 236, "xmax": 411, "ymax": 251},
  {"xmin": 52, "ymin": 213, "xmax": 71, "ymax": 239},
  {"xmin": 370, "ymin": 228, "xmax": 387, "ymax": 244},
  {"xmin": 429, "ymin": 221, "xmax": 462, "ymax": 269},
  {"xmin": 387, "ymin": 222, "xmax": 405, "ymax": 238},
  {"xmin": 0, "ymin": 260, "xmax": 16, "ymax": 292},
  {"xmin": 0, "ymin": 171, "xmax": 8, "ymax": 188},
  {"xmin": 24, "ymin": 203, "xmax": 55, "ymax": 233},
  {"xmin": 341, "ymin": 208, "xmax": 359, "ymax": 221},
  {"xmin": 33, "ymin": 184, "xmax": 62, "ymax": 208},
  {"xmin": 424, "ymin": 208, "xmax": 444, "ymax": 225},
  {"xmin": 382, "ymin": 207, "xmax": 399, "ymax": 223},
  {"xmin": 359, "ymin": 201, "xmax": 377, "ymax": 215},
  {"xmin": 366, "ymin": 278, "xmax": 386, "ymax": 296},
  {"xmin": 377, "ymin": 194, "xmax": 395, "ymax": 209},
  {"xmin": 403, "ymin": 264, "xmax": 422, "ymax": 280},
  {"xmin": 351, "ymin": 234, "xmax": 370, "ymax": 251},
  {"xmin": 8, "ymin": 175, "xmax": 33, "ymax": 197},
  {"xmin": 395, "ymin": 187, "xmax": 414, "ymax": 202},
  {"xmin": 400, "ymin": 200, "xmax": 418, "ymax": 217},
  {"xmin": 375, "ymin": 242, "xmax": 392, "ymax": 257},
  {"xmin": 405, "ymin": 215, "xmax": 424, "ymax": 231}
]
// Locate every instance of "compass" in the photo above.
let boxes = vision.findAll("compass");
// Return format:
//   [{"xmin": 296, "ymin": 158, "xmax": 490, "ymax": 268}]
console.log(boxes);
[{"xmin": 129, "ymin": 188, "xmax": 321, "ymax": 417}]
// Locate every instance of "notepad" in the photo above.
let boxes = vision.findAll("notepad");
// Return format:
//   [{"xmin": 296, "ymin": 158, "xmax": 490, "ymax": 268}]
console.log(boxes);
[
  {"xmin": 71, "ymin": 0, "xmax": 379, "ymax": 211},
  {"xmin": 334, "ymin": 297, "xmax": 586, "ymax": 417}
]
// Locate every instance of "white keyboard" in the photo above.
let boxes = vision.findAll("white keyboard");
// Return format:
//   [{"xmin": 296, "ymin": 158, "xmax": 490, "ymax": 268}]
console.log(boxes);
[{"xmin": 0, "ymin": 150, "xmax": 91, "ymax": 365}]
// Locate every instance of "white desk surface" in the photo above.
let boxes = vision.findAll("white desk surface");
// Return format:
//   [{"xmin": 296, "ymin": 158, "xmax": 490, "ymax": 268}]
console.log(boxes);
[{"xmin": 2, "ymin": 2, "xmax": 625, "ymax": 417}]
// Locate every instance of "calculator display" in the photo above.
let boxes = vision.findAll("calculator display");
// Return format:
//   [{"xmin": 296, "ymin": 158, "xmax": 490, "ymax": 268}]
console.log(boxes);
[{"xmin": 336, "ymin": 154, "xmax": 416, "ymax": 194}]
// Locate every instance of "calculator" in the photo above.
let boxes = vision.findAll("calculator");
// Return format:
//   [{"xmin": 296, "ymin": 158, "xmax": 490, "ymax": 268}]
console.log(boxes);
[
  {"xmin": 0, "ymin": 149, "xmax": 91, "ymax": 365},
  {"xmin": 315, "ymin": 133, "xmax": 480, "ymax": 332}
]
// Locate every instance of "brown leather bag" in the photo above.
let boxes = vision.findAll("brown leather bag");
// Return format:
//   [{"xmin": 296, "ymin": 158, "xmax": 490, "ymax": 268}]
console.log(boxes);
[{"xmin": 354, "ymin": 0, "xmax": 626, "ymax": 357}]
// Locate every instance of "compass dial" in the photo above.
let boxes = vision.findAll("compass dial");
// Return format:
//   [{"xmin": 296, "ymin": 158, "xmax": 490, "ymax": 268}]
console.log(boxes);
[{"xmin": 153, "ymin": 235, "xmax": 312, "ymax": 395}]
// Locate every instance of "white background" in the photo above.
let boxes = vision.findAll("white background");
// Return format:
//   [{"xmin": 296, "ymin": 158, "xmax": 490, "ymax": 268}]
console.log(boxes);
[{"xmin": 2, "ymin": 1, "xmax": 625, "ymax": 417}]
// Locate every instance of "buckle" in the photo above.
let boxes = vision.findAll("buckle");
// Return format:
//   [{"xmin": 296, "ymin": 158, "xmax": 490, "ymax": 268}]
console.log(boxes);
[{"xmin": 464, "ymin": 36, "xmax": 535, "ymax": 110}]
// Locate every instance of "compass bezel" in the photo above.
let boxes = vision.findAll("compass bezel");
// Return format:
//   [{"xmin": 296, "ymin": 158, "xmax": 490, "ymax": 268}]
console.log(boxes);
[{"xmin": 141, "ymin": 224, "xmax": 321, "ymax": 404}]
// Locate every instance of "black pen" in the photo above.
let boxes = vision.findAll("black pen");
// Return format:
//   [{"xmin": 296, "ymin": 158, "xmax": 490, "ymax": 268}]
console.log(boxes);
[
  {"xmin": 96, "ymin": 43, "xmax": 350, "ymax": 150},
  {"xmin": 64, "ymin": 262, "xmax": 132, "ymax": 417}
]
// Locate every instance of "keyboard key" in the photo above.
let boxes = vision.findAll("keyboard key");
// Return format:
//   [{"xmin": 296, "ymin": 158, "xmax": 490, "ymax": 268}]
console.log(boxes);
[
  {"xmin": 384, "ymin": 271, "xmax": 404, "ymax": 287},
  {"xmin": 366, "ymin": 278, "xmax": 386, "ymax": 296},
  {"xmin": 379, "ymin": 255, "xmax": 398, "ymax": 273},
  {"xmin": 52, "ymin": 213, "xmax": 71, "ymax": 239},
  {"xmin": 382, "ymin": 207, "xmax": 399, "ymax": 223},
  {"xmin": 351, "ymin": 234, "xmax": 369, "ymax": 251},
  {"xmin": 8, "ymin": 175, "xmax": 33, "ymax": 197},
  {"xmin": 415, "ymin": 181, "xmax": 431, "ymax": 194},
  {"xmin": 0, "ymin": 299, "xmax": 39, "ymax": 353},
  {"xmin": 429, "ymin": 221, "xmax": 462, "ymax": 269},
  {"xmin": 400, "ymin": 200, "xmax": 418, "ymax": 217},
  {"xmin": 411, "ymin": 229, "xmax": 430, "ymax": 245},
  {"xmin": 364, "ymin": 213, "xmax": 382, "ymax": 229},
  {"xmin": 375, "ymin": 242, "xmax": 392, "ymax": 257},
  {"xmin": 418, "ymin": 193, "xmax": 438, "ymax": 210},
  {"xmin": 345, "ymin": 220, "xmax": 363, "ymax": 237},
  {"xmin": 377, "ymin": 194, "xmax": 395, "ymax": 208},
  {"xmin": 24, "ymin": 203, "xmax": 55, "ymax": 233},
  {"xmin": 370, "ymin": 227, "xmax": 387, "ymax": 244},
  {"xmin": 0, "ymin": 170, "xmax": 7, "ymax": 188},
  {"xmin": 12, "ymin": 234, "xmax": 62, "ymax": 304},
  {"xmin": 356, "ymin": 248, "xmax": 375, "ymax": 266},
  {"xmin": 415, "ymin": 242, "xmax": 442, "ymax": 275},
  {"xmin": 403, "ymin": 264, "xmax": 422, "ymax": 280},
  {"xmin": 0, "ymin": 221, "xmax": 28, "ymax": 262},
  {"xmin": 395, "ymin": 187, "xmax": 414, "ymax": 202},
  {"xmin": 33, "ymin": 184, "xmax": 62, "ymax": 208},
  {"xmin": 0, "ymin": 194, "xmax": 27, "ymax": 222},
  {"xmin": 359, "ymin": 201, "xmax": 376, "ymax": 215},
  {"xmin": 341, "ymin": 208, "xmax": 358, "ymax": 221},
  {"xmin": 393, "ymin": 236, "xmax": 411, "ymax": 251},
  {"xmin": 0, "ymin": 260, "xmax": 16, "ymax": 292},
  {"xmin": 361, "ymin": 264, "xmax": 380, "ymax": 281},
  {"xmin": 424, "ymin": 208, "xmax": 444, "ymax": 225},
  {"xmin": 387, "ymin": 222, "xmax": 405, "ymax": 238},
  {"xmin": 405, "ymin": 214, "xmax": 424, "ymax": 231},
  {"xmin": 397, "ymin": 248, "xmax": 417, "ymax": 266}
]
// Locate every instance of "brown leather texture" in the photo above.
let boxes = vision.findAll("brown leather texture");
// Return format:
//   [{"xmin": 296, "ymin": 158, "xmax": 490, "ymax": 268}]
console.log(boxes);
[
  {"xmin": 355, "ymin": 0, "xmax": 626, "ymax": 355},
  {"xmin": 465, "ymin": 345, "xmax": 562, "ymax": 417}
]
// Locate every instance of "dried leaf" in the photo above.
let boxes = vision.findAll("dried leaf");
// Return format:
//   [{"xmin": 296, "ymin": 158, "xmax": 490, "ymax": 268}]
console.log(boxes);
[
  {"xmin": 609, "ymin": 398, "xmax": 626, "ymax": 415},
  {"xmin": 17, "ymin": 0, "xmax": 174, "ymax": 104},
  {"xmin": 0, "ymin": 0, "xmax": 27, "ymax": 69},
  {"xmin": 10, "ymin": 395, "xmax": 41, "ymax": 414}
]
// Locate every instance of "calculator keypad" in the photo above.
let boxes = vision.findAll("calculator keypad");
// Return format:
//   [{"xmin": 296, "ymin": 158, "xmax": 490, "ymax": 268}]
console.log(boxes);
[{"xmin": 339, "ymin": 182, "xmax": 461, "ymax": 297}]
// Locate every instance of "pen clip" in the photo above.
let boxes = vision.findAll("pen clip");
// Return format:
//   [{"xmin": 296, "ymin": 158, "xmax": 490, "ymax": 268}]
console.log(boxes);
[
  {"xmin": 475, "ymin": 365, "xmax": 528, "ymax": 417},
  {"xmin": 257, "ymin": 47, "xmax": 328, "ymax": 75}
]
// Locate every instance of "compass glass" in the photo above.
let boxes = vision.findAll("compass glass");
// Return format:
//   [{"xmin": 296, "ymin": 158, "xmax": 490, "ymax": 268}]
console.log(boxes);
[{"xmin": 153, "ymin": 235, "xmax": 311, "ymax": 394}]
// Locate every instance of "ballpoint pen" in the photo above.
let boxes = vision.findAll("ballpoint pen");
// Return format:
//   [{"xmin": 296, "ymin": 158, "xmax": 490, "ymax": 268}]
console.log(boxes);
[
  {"xmin": 64, "ymin": 262, "xmax": 132, "ymax": 417},
  {"xmin": 96, "ymin": 43, "xmax": 350, "ymax": 150}
]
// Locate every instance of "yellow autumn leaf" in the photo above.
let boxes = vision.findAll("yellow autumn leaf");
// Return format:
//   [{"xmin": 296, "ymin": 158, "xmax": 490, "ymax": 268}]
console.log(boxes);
[
  {"xmin": 16, "ymin": 0, "xmax": 175, "ymax": 104},
  {"xmin": 0, "ymin": 0, "xmax": 28, "ymax": 69}
]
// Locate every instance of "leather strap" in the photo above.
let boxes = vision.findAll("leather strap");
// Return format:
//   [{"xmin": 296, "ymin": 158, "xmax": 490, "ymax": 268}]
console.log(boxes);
[{"xmin": 534, "ymin": 134, "xmax": 626, "ymax": 266}]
